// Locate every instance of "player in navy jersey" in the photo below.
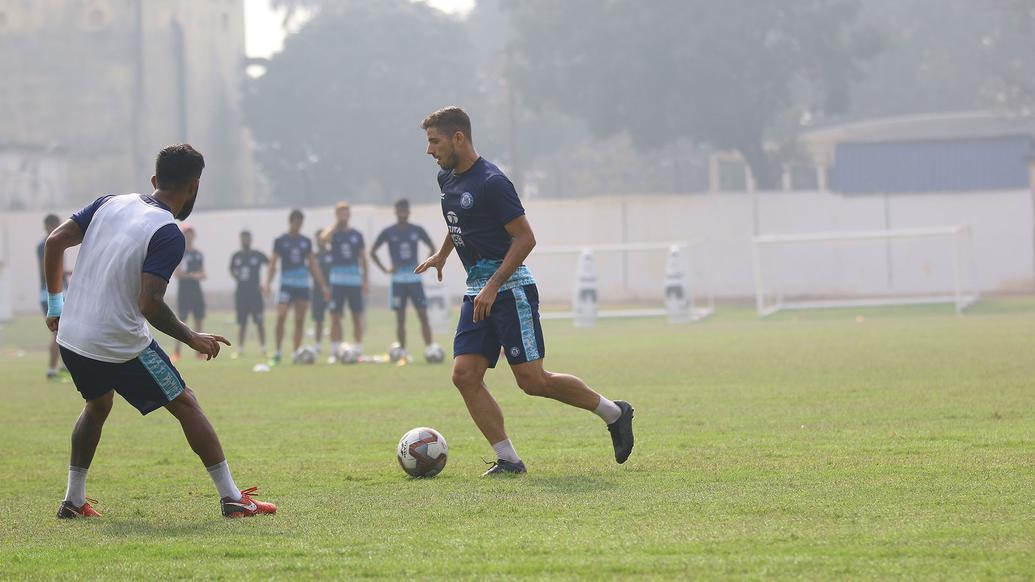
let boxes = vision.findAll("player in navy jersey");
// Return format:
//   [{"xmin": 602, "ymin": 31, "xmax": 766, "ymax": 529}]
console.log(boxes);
[
  {"xmin": 318, "ymin": 202, "xmax": 368, "ymax": 361},
  {"xmin": 173, "ymin": 225, "xmax": 206, "ymax": 362},
  {"xmin": 264, "ymin": 209, "xmax": 330, "ymax": 365},
  {"xmin": 38, "ymin": 214, "xmax": 70, "ymax": 380},
  {"xmin": 229, "ymin": 230, "xmax": 268, "ymax": 356},
  {"xmin": 310, "ymin": 228, "xmax": 333, "ymax": 354},
  {"xmin": 370, "ymin": 198, "xmax": 438, "ymax": 357},
  {"xmin": 43, "ymin": 144, "xmax": 275, "ymax": 518},
  {"xmin": 416, "ymin": 108, "xmax": 635, "ymax": 475}
]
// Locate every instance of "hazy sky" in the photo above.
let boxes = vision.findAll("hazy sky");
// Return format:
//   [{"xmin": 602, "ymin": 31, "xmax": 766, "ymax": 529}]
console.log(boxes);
[{"xmin": 244, "ymin": 0, "xmax": 476, "ymax": 58}]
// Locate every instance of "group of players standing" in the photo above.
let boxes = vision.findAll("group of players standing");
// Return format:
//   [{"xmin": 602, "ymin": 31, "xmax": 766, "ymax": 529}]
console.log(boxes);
[{"xmin": 173, "ymin": 199, "xmax": 440, "ymax": 365}]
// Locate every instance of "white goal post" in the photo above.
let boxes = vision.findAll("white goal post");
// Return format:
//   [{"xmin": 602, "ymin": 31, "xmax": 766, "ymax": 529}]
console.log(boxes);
[
  {"xmin": 534, "ymin": 241, "xmax": 715, "ymax": 324},
  {"xmin": 752, "ymin": 225, "xmax": 980, "ymax": 317}
]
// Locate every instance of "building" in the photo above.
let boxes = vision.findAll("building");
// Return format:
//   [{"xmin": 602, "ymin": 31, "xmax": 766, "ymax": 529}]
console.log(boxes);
[
  {"xmin": 801, "ymin": 111, "xmax": 1035, "ymax": 194},
  {"xmin": 0, "ymin": 0, "xmax": 256, "ymax": 210}
]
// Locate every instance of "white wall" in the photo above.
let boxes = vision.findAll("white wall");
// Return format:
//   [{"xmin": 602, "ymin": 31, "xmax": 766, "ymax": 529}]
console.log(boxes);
[{"xmin": 2, "ymin": 189, "xmax": 1032, "ymax": 314}]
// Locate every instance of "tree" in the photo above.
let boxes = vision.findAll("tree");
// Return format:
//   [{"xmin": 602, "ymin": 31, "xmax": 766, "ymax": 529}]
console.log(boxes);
[
  {"xmin": 242, "ymin": 0, "xmax": 479, "ymax": 205},
  {"xmin": 503, "ymin": 0, "xmax": 878, "ymax": 189}
]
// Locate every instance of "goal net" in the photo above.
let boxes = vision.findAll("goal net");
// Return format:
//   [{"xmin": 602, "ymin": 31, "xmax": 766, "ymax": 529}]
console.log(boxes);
[{"xmin": 752, "ymin": 226, "xmax": 979, "ymax": 317}]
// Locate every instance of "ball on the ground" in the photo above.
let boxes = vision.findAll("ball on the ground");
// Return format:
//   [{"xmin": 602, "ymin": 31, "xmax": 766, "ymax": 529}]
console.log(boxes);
[
  {"xmin": 424, "ymin": 343, "xmax": 445, "ymax": 364},
  {"xmin": 397, "ymin": 427, "xmax": 448, "ymax": 478},
  {"xmin": 388, "ymin": 342, "xmax": 407, "ymax": 363},
  {"xmin": 336, "ymin": 343, "xmax": 359, "ymax": 364},
  {"xmin": 293, "ymin": 346, "xmax": 316, "ymax": 365}
]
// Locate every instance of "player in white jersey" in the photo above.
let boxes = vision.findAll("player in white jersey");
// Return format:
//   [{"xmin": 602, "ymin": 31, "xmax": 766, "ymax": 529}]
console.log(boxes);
[{"xmin": 43, "ymin": 144, "xmax": 276, "ymax": 519}]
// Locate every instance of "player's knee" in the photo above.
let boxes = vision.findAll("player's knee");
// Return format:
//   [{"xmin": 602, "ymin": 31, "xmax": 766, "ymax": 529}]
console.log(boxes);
[
  {"xmin": 85, "ymin": 391, "xmax": 114, "ymax": 418},
  {"xmin": 451, "ymin": 367, "xmax": 480, "ymax": 392},
  {"xmin": 516, "ymin": 372, "xmax": 550, "ymax": 397}
]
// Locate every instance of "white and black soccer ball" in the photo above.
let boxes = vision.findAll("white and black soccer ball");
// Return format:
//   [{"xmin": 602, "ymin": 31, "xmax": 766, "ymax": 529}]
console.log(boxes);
[
  {"xmin": 397, "ymin": 427, "xmax": 448, "ymax": 478},
  {"xmin": 424, "ymin": 343, "xmax": 445, "ymax": 364},
  {"xmin": 293, "ymin": 346, "xmax": 316, "ymax": 365},
  {"xmin": 388, "ymin": 342, "xmax": 408, "ymax": 363},
  {"xmin": 336, "ymin": 343, "xmax": 359, "ymax": 364}
]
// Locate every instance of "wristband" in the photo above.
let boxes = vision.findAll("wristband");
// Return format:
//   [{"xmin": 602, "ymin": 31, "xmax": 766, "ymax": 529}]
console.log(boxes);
[{"xmin": 47, "ymin": 292, "xmax": 64, "ymax": 318}]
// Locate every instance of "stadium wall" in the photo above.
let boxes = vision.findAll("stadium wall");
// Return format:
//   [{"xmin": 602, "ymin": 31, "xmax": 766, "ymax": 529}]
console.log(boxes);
[{"xmin": 1, "ymin": 189, "xmax": 1032, "ymax": 314}]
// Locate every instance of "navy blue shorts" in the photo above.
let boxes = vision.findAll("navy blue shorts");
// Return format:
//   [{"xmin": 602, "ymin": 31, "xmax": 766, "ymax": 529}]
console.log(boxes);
[
  {"xmin": 390, "ymin": 282, "xmax": 427, "ymax": 311},
  {"xmin": 235, "ymin": 287, "xmax": 264, "ymax": 326},
  {"xmin": 278, "ymin": 285, "xmax": 310, "ymax": 305},
  {"xmin": 330, "ymin": 285, "xmax": 364, "ymax": 314},
  {"xmin": 59, "ymin": 340, "xmax": 186, "ymax": 415},
  {"xmin": 454, "ymin": 284, "xmax": 545, "ymax": 368}
]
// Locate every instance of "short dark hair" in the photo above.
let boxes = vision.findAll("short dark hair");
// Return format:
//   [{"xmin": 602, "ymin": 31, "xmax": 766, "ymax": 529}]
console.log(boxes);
[
  {"xmin": 289, "ymin": 209, "xmax": 304, "ymax": 222},
  {"xmin": 421, "ymin": 106, "xmax": 472, "ymax": 142},
  {"xmin": 44, "ymin": 214, "xmax": 60, "ymax": 227},
  {"xmin": 240, "ymin": 229, "xmax": 251, "ymax": 237},
  {"xmin": 155, "ymin": 144, "xmax": 205, "ymax": 189},
  {"xmin": 395, "ymin": 198, "xmax": 410, "ymax": 209}
]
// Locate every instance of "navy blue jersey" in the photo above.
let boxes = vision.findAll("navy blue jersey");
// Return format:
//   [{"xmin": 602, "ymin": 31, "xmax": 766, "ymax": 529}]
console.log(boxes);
[
  {"xmin": 437, "ymin": 157, "xmax": 535, "ymax": 294},
  {"xmin": 178, "ymin": 249, "xmax": 204, "ymax": 291},
  {"xmin": 230, "ymin": 250, "xmax": 268, "ymax": 290},
  {"xmin": 327, "ymin": 228, "xmax": 364, "ymax": 286},
  {"xmin": 273, "ymin": 234, "xmax": 313, "ymax": 288},
  {"xmin": 374, "ymin": 224, "xmax": 433, "ymax": 283}
]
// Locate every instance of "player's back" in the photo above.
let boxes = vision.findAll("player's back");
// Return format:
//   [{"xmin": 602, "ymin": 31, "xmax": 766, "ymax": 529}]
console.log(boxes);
[{"xmin": 58, "ymin": 194, "xmax": 178, "ymax": 362}]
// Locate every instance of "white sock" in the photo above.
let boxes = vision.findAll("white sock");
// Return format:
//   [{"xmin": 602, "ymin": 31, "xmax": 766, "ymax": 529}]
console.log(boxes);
[
  {"xmin": 206, "ymin": 460, "xmax": 241, "ymax": 501},
  {"xmin": 64, "ymin": 466, "xmax": 88, "ymax": 507},
  {"xmin": 594, "ymin": 397, "xmax": 623, "ymax": 424},
  {"xmin": 491, "ymin": 439, "xmax": 521, "ymax": 463}
]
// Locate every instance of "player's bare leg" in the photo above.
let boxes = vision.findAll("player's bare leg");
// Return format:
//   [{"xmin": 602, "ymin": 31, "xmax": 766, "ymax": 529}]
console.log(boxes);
[
  {"xmin": 351, "ymin": 308, "xmax": 364, "ymax": 346},
  {"xmin": 292, "ymin": 300, "xmax": 308, "ymax": 353},
  {"xmin": 255, "ymin": 317, "xmax": 267, "ymax": 352},
  {"xmin": 58, "ymin": 390, "xmax": 114, "ymax": 517},
  {"xmin": 274, "ymin": 302, "xmax": 289, "ymax": 358},
  {"xmin": 165, "ymin": 388, "xmax": 277, "ymax": 517},
  {"xmin": 395, "ymin": 308, "xmax": 407, "ymax": 349},
  {"xmin": 329, "ymin": 311, "xmax": 342, "ymax": 347},
  {"xmin": 237, "ymin": 322, "xmax": 247, "ymax": 353},
  {"xmin": 452, "ymin": 354, "xmax": 526, "ymax": 475},
  {"xmin": 510, "ymin": 359, "xmax": 635, "ymax": 463},
  {"xmin": 416, "ymin": 307, "xmax": 433, "ymax": 346}
]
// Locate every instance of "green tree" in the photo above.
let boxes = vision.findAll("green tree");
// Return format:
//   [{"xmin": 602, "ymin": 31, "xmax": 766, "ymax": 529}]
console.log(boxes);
[
  {"xmin": 243, "ymin": 0, "xmax": 478, "ymax": 205},
  {"xmin": 504, "ymin": 0, "xmax": 877, "ymax": 189}
]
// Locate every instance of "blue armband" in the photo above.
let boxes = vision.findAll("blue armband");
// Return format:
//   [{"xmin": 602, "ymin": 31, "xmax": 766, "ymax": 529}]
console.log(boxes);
[{"xmin": 47, "ymin": 292, "xmax": 64, "ymax": 318}]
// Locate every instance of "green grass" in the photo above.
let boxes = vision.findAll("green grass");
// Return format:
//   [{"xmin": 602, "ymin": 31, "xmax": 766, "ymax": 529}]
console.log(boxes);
[{"xmin": 0, "ymin": 300, "xmax": 1033, "ymax": 580}]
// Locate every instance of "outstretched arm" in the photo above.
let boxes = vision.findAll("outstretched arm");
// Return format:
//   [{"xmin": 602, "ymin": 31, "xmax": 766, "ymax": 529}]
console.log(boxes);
[
  {"xmin": 415, "ymin": 233, "xmax": 454, "ymax": 282},
  {"xmin": 139, "ymin": 273, "xmax": 228, "ymax": 359},
  {"xmin": 43, "ymin": 219, "xmax": 84, "ymax": 331}
]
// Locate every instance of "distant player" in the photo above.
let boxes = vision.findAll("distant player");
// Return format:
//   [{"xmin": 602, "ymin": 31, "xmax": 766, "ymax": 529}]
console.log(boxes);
[
  {"xmin": 416, "ymin": 107, "xmax": 635, "ymax": 475},
  {"xmin": 318, "ymin": 202, "xmax": 368, "ymax": 361},
  {"xmin": 229, "ymin": 230, "xmax": 268, "ymax": 356},
  {"xmin": 264, "ymin": 209, "xmax": 330, "ymax": 365},
  {"xmin": 38, "ymin": 213, "xmax": 69, "ymax": 380},
  {"xmin": 43, "ymin": 144, "xmax": 276, "ymax": 518},
  {"xmin": 310, "ymin": 228, "xmax": 333, "ymax": 355},
  {"xmin": 370, "ymin": 198, "xmax": 438, "ymax": 357},
  {"xmin": 173, "ymin": 224, "xmax": 205, "ymax": 361}
]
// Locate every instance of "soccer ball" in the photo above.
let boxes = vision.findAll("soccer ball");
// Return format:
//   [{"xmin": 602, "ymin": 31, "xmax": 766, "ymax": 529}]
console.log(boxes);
[
  {"xmin": 336, "ymin": 343, "xmax": 359, "ymax": 364},
  {"xmin": 397, "ymin": 427, "xmax": 448, "ymax": 478},
  {"xmin": 424, "ymin": 343, "xmax": 445, "ymax": 364},
  {"xmin": 388, "ymin": 342, "xmax": 408, "ymax": 363},
  {"xmin": 293, "ymin": 346, "xmax": 316, "ymax": 365}
]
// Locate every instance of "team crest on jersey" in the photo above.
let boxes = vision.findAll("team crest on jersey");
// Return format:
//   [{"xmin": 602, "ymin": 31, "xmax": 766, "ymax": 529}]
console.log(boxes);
[
  {"xmin": 460, "ymin": 192, "xmax": 474, "ymax": 209},
  {"xmin": 510, "ymin": 346, "xmax": 521, "ymax": 358}
]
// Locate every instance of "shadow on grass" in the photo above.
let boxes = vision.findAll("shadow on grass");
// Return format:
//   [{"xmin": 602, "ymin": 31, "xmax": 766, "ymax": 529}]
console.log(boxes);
[{"xmin": 96, "ymin": 519, "xmax": 275, "ymax": 538}]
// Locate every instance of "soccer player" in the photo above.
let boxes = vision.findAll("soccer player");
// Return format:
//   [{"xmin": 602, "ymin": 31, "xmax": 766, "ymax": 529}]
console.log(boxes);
[
  {"xmin": 416, "ymin": 107, "xmax": 635, "ymax": 476},
  {"xmin": 229, "ymin": 230, "xmax": 268, "ymax": 356},
  {"xmin": 43, "ymin": 144, "xmax": 276, "ymax": 518},
  {"xmin": 38, "ymin": 213, "xmax": 69, "ymax": 380},
  {"xmin": 173, "ymin": 224, "xmax": 205, "ymax": 361},
  {"xmin": 310, "ymin": 228, "xmax": 333, "ymax": 355},
  {"xmin": 264, "ymin": 209, "xmax": 330, "ymax": 365},
  {"xmin": 318, "ymin": 202, "xmax": 368, "ymax": 361},
  {"xmin": 370, "ymin": 198, "xmax": 439, "ymax": 357}
]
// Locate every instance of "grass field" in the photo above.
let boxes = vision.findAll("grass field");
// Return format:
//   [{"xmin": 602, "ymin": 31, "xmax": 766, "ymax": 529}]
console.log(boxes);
[{"xmin": 1, "ymin": 300, "xmax": 1033, "ymax": 579}]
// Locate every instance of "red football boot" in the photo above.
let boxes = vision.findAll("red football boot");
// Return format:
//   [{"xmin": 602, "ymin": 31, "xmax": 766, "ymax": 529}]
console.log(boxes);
[
  {"xmin": 220, "ymin": 486, "xmax": 277, "ymax": 518},
  {"xmin": 57, "ymin": 498, "xmax": 101, "ymax": 518}
]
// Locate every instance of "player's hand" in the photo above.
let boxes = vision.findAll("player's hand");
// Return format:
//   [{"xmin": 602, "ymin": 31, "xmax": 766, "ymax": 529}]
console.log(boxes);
[
  {"xmin": 472, "ymin": 283, "xmax": 499, "ymax": 323},
  {"xmin": 46, "ymin": 316, "xmax": 60, "ymax": 332},
  {"xmin": 188, "ymin": 332, "xmax": 231, "ymax": 360},
  {"xmin": 415, "ymin": 254, "xmax": 445, "ymax": 281}
]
